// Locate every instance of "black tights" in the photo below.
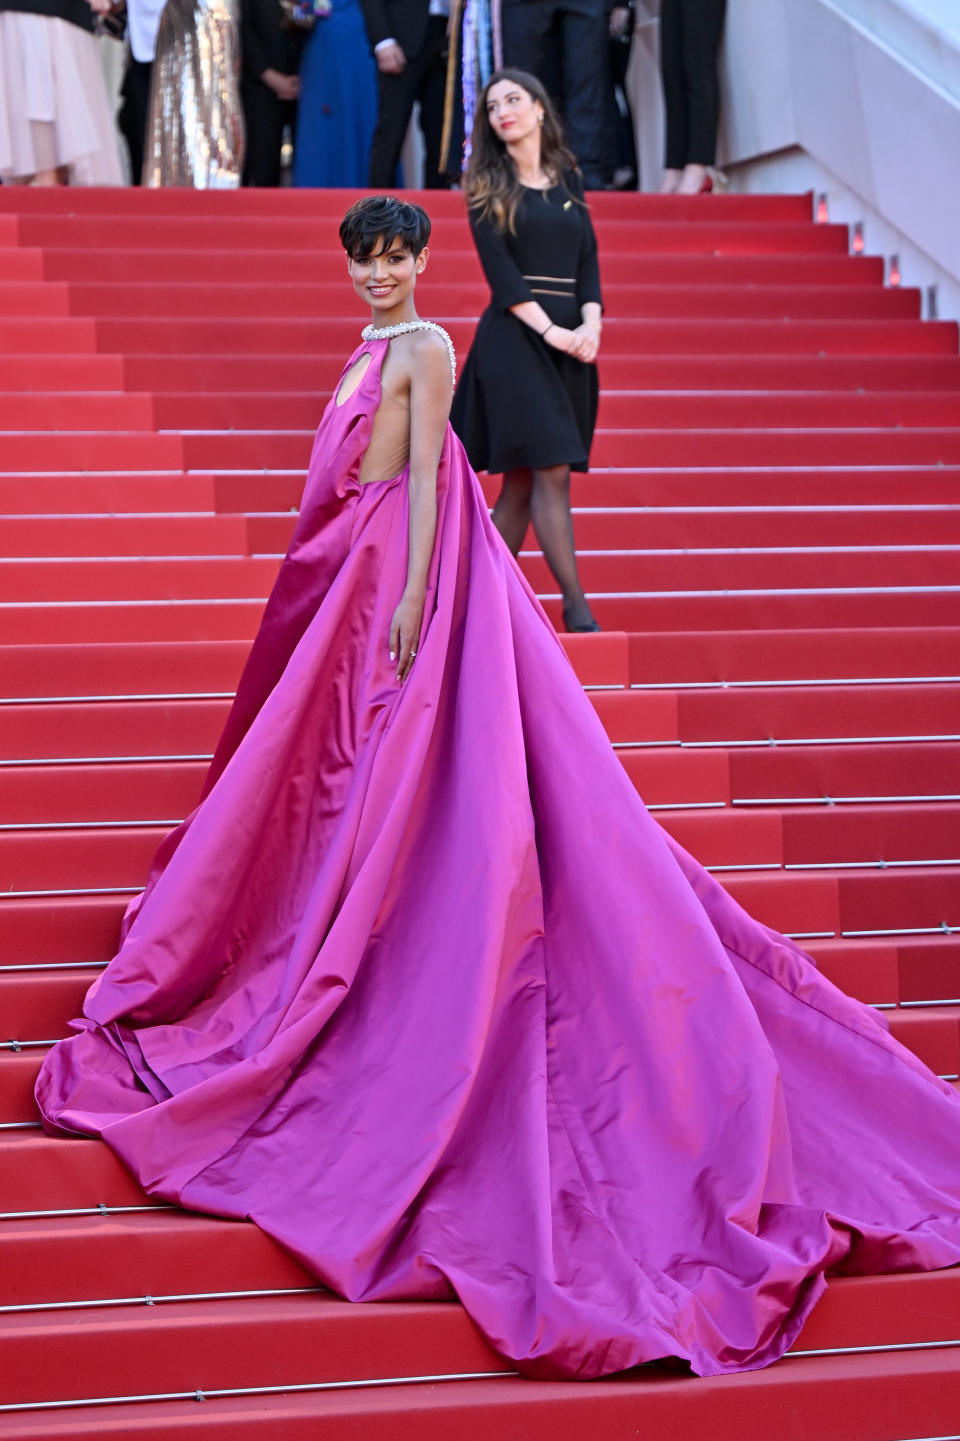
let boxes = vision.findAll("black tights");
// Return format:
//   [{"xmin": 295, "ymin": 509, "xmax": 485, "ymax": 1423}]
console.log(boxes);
[
  {"xmin": 660, "ymin": 0, "xmax": 727, "ymax": 170},
  {"xmin": 493, "ymin": 466, "xmax": 596, "ymax": 628}
]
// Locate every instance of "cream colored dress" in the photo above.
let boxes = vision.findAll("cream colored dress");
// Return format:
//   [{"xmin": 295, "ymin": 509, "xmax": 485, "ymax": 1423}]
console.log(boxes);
[
  {"xmin": 0, "ymin": 10, "xmax": 124, "ymax": 183},
  {"xmin": 144, "ymin": 0, "xmax": 244, "ymax": 186}
]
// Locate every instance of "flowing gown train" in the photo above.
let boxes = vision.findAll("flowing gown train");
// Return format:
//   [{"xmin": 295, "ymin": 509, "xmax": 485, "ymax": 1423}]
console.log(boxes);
[{"xmin": 36, "ymin": 332, "xmax": 960, "ymax": 1381}]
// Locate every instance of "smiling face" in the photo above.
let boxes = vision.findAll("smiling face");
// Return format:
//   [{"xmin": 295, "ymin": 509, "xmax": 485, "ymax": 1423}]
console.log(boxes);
[
  {"xmin": 484, "ymin": 78, "xmax": 543, "ymax": 145},
  {"xmin": 346, "ymin": 235, "xmax": 427, "ymax": 323}
]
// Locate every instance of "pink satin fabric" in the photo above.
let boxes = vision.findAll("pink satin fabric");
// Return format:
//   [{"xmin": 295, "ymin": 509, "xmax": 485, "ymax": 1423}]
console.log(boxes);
[{"xmin": 36, "ymin": 337, "xmax": 960, "ymax": 1379}]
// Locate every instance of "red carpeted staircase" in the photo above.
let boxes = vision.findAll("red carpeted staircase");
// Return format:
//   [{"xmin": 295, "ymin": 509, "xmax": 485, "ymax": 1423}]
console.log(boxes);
[{"xmin": 1, "ymin": 186, "xmax": 959, "ymax": 1438}]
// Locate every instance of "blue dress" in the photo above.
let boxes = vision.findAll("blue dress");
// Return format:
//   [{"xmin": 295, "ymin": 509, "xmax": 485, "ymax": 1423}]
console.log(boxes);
[{"xmin": 293, "ymin": 0, "xmax": 377, "ymax": 186}]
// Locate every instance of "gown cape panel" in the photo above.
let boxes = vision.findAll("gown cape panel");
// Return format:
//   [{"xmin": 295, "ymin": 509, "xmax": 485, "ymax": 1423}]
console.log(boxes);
[{"xmin": 35, "ymin": 337, "xmax": 960, "ymax": 1382}]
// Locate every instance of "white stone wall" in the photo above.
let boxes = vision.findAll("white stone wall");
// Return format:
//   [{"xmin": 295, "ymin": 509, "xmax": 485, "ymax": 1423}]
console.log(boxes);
[{"xmin": 627, "ymin": 0, "xmax": 960, "ymax": 314}]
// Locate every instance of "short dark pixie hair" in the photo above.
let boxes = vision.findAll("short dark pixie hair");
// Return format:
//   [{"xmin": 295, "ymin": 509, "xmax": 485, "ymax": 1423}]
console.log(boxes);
[{"xmin": 339, "ymin": 195, "xmax": 431, "ymax": 261}]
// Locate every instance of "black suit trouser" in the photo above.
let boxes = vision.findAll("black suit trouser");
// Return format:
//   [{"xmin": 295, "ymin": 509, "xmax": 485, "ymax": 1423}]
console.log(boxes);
[
  {"xmin": 660, "ymin": 0, "xmax": 726, "ymax": 169},
  {"xmin": 501, "ymin": 0, "xmax": 613, "ymax": 188},
  {"xmin": 118, "ymin": 56, "xmax": 153, "ymax": 187},
  {"xmin": 610, "ymin": 35, "xmax": 636, "ymax": 177},
  {"xmin": 242, "ymin": 80, "xmax": 297, "ymax": 187},
  {"xmin": 368, "ymin": 15, "xmax": 460, "ymax": 188}
]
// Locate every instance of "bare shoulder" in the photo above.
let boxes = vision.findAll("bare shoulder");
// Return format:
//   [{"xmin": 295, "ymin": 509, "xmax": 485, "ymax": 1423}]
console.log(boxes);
[{"xmin": 406, "ymin": 326, "xmax": 454, "ymax": 384}]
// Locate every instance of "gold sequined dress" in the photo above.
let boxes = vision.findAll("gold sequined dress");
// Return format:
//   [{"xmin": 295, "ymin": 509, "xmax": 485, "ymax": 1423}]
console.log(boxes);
[{"xmin": 144, "ymin": 0, "xmax": 244, "ymax": 187}]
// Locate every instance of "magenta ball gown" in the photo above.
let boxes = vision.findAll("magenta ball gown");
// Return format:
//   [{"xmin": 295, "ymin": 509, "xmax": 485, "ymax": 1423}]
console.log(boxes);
[{"xmin": 35, "ymin": 328, "xmax": 960, "ymax": 1381}]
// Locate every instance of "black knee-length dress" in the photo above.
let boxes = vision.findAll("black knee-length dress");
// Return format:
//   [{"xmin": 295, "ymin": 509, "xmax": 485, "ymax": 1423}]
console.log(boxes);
[{"xmin": 450, "ymin": 170, "xmax": 602, "ymax": 474}]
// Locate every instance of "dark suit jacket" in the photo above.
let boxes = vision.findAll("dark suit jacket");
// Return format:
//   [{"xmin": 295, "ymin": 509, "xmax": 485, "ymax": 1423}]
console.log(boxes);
[
  {"xmin": 358, "ymin": 0, "xmax": 430, "ymax": 60},
  {"xmin": 0, "ymin": 0, "xmax": 93, "ymax": 31},
  {"xmin": 241, "ymin": 0, "xmax": 304, "ymax": 81}
]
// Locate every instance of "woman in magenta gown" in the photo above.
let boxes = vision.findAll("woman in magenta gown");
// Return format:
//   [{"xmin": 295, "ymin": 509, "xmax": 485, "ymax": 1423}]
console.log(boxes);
[{"xmin": 36, "ymin": 196, "xmax": 960, "ymax": 1383}]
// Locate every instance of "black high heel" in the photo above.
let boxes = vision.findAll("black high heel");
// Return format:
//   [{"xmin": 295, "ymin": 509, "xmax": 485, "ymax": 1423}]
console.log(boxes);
[{"xmin": 562, "ymin": 601, "xmax": 601, "ymax": 633}]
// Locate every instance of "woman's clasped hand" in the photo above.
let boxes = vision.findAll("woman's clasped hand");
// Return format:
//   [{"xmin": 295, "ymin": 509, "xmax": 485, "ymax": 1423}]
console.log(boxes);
[{"xmin": 547, "ymin": 319, "xmax": 601, "ymax": 363}]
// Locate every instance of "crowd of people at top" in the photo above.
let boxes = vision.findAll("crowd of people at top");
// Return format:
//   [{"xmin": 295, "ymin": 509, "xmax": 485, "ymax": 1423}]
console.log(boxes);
[{"xmin": 0, "ymin": 0, "xmax": 726, "ymax": 193}]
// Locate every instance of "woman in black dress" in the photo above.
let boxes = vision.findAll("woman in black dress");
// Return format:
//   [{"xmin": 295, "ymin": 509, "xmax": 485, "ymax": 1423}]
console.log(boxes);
[{"xmin": 450, "ymin": 69, "xmax": 602, "ymax": 633}]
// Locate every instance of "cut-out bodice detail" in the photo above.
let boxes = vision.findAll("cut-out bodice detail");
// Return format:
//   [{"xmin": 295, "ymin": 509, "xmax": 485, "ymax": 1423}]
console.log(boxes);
[{"xmin": 335, "ymin": 351, "xmax": 373, "ymax": 408}]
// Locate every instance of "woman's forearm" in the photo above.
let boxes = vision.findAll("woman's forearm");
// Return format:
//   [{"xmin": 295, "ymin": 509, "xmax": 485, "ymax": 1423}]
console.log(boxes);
[
  {"xmin": 405, "ymin": 473, "xmax": 438, "ymax": 599},
  {"xmin": 402, "ymin": 334, "xmax": 450, "ymax": 605},
  {"xmin": 581, "ymin": 301, "xmax": 602, "ymax": 330},
  {"xmin": 509, "ymin": 300, "xmax": 555, "ymax": 335}
]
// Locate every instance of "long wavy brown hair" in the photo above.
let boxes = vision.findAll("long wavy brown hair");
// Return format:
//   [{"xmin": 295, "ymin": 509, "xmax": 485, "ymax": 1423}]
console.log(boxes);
[{"xmin": 463, "ymin": 69, "xmax": 579, "ymax": 235}]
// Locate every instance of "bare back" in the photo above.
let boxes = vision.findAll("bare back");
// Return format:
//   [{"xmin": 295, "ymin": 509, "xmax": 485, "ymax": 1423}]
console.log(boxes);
[{"xmin": 358, "ymin": 345, "xmax": 411, "ymax": 486}]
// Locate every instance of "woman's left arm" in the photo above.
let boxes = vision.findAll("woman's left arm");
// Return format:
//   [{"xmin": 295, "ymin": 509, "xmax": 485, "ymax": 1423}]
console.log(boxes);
[
  {"xmin": 574, "ymin": 174, "xmax": 603, "ymax": 311},
  {"xmin": 389, "ymin": 333, "xmax": 453, "ymax": 682},
  {"xmin": 567, "ymin": 172, "xmax": 604, "ymax": 362}
]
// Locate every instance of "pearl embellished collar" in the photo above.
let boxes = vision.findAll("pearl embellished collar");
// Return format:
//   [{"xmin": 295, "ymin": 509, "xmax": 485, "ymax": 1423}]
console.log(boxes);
[{"xmin": 361, "ymin": 320, "xmax": 456, "ymax": 383}]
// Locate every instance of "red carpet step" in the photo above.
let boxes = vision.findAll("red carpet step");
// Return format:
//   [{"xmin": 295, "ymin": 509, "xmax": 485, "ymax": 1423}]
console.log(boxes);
[{"xmin": 0, "ymin": 186, "xmax": 958, "ymax": 1439}]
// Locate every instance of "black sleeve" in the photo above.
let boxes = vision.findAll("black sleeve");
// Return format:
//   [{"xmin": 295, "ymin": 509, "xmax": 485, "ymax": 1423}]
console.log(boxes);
[
  {"xmin": 566, "ymin": 171, "xmax": 603, "ymax": 310},
  {"xmin": 240, "ymin": 0, "xmax": 272, "ymax": 79},
  {"xmin": 468, "ymin": 210, "xmax": 537, "ymax": 312},
  {"xmin": 358, "ymin": 0, "xmax": 394, "ymax": 51}
]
